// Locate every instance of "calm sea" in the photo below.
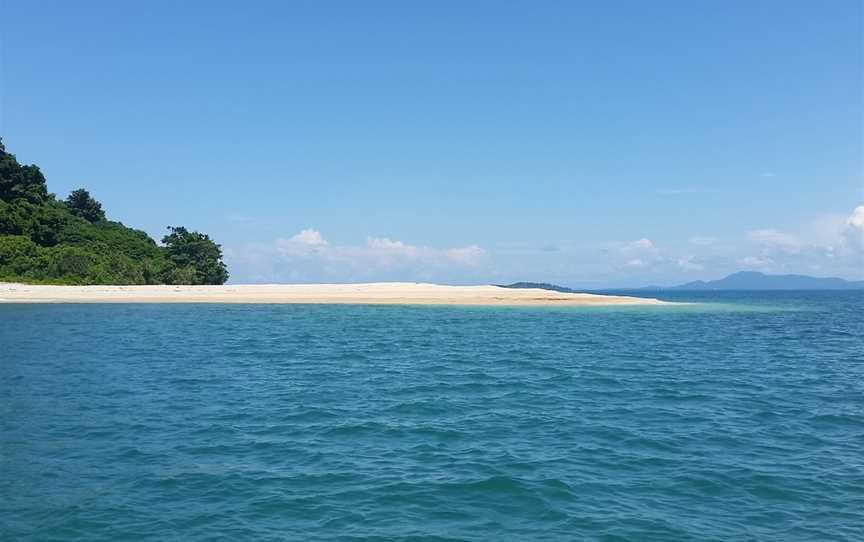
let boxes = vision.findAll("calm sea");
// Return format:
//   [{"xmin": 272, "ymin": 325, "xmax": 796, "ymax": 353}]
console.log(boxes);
[{"xmin": 2, "ymin": 291, "xmax": 862, "ymax": 541}]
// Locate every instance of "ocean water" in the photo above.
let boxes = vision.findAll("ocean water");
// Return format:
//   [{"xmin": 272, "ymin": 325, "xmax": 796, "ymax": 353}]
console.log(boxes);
[{"xmin": 1, "ymin": 291, "xmax": 862, "ymax": 541}]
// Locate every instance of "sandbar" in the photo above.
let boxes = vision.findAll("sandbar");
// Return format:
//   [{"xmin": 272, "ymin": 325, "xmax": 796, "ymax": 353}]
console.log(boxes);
[{"xmin": 0, "ymin": 282, "xmax": 666, "ymax": 306}]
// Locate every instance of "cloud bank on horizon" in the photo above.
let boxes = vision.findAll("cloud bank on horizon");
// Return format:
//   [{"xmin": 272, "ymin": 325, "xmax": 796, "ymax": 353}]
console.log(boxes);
[
  {"xmin": 224, "ymin": 205, "xmax": 864, "ymax": 286},
  {"xmin": 225, "ymin": 229, "xmax": 489, "ymax": 284}
]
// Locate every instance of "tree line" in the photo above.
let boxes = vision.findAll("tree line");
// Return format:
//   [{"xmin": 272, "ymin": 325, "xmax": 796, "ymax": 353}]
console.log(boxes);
[{"xmin": 0, "ymin": 138, "xmax": 229, "ymax": 285}]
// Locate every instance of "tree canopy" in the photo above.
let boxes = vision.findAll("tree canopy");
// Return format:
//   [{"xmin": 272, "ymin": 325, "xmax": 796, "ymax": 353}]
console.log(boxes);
[
  {"xmin": 0, "ymin": 138, "xmax": 229, "ymax": 285},
  {"xmin": 162, "ymin": 226, "xmax": 229, "ymax": 285},
  {"xmin": 0, "ymin": 139, "xmax": 49, "ymax": 204},
  {"xmin": 65, "ymin": 188, "xmax": 106, "ymax": 223}
]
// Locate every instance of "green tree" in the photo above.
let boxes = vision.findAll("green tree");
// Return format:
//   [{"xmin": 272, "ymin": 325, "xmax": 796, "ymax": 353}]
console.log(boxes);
[
  {"xmin": 44, "ymin": 245, "xmax": 94, "ymax": 282},
  {"xmin": 30, "ymin": 203, "xmax": 74, "ymax": 246},
  {"xmin": 65, "ymin": 188, "xmax": 105, "ymax": 222},
  {"xmin": 162, "ymin": 226, "xmax": 229, "ymax": 285},
  {"xmin": 0, "ymin": 200, "xmax": 31, "ymax": 235},
  {"xmin": 0, "ymin": 235, "xmax": 41, "ymax": 277},
  {"xmin": 163, "ymin": 265, "xmax": 198, "ymax": 285},
  {"xmin": 92, "ymin": 252, "xmax": 144, "ymax": 285},
  {"xmin": 0, "ymin": 138, "xmax": 50, "ymax": 204}
]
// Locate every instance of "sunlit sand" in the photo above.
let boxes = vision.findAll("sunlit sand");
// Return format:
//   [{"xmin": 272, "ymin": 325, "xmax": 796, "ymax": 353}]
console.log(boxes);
[{"xmin": 0, "ymin": 282, "xmax": 665, "ymax": 306}]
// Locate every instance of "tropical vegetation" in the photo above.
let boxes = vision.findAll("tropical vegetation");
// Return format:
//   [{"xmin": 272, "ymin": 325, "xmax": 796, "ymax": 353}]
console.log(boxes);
[{"xmin": 0, "ymin": 138, "xmax": 228, "ymax": 284}]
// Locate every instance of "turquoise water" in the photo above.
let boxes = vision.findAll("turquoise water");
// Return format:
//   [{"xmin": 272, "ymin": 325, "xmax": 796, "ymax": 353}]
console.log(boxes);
[{"xmin": 2, "ymin": 291, "xmax": 862, "ymax": 541}]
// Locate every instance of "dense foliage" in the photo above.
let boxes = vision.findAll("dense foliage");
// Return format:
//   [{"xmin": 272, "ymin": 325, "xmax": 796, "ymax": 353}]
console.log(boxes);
[
  {"xmin": 0, "ymin": 138, "xmax": 229, "ymax": 284},
  {"xmin": 162, "ymin": 226, "xmax": 229, "ymax": 285},
  {"xmin": 65, "ymin": 188, "xmax": 105, "ymax": 223}
]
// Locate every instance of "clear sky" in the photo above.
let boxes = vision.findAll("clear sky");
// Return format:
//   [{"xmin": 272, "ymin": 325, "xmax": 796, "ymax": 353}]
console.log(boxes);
[{"xmin": 2, "ymin": 1, "xmax": 862, "ymax": 285}]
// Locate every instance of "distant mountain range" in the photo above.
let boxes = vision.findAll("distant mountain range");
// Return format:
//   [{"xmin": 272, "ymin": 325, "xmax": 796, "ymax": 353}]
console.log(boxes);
[
  {"xmin": 501, "ymin": 271, "xmax": 864, "ymax": 292},
  {"xmin": 660, "ymin": 271, "xmax": 864, "ymax": 291}
]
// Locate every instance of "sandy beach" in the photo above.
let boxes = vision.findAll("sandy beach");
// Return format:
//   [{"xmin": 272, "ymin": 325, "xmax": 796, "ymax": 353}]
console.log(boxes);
[{"xmin": 0, "ymin": 282, "xmax": 664, "ymax": 306}]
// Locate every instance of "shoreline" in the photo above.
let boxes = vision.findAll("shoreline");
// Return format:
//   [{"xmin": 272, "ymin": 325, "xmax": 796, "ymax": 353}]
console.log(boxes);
[{"xmin": 0, "ymin": 282, "xmax": 666, "ymax": 306}]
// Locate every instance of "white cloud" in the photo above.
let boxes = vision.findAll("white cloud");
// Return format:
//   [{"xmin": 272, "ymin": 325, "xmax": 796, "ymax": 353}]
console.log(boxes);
[
  {"xmin": 366, "ymin": 237, "xmax": 418, "ymax": 256},
  {"xmin": 228, "ymin": 229, "xmax": 488, "ymax": 283},
  {"xmin": 738, "ymin": 206, "xmax": 864, "ymax": 276},
  {"xmin": 223, "ymin": 205, "xmax": 864, "ymax": 284},
  {"xmin": 677, "ymin": 256, "xmax": 704, "ymax": 271},
  {"xmin": 609, "ymin": 238, "xmax": 667, "ymax": 272},
  {"xmin": 747, "ymin": 228, "xmax": 800, "ymax": 251},
  {"xmin": 738, "ymin": 255, "xmax": 774, "ymax": 269},
  {"xmin": 625, "ymin": 238, "xmax": 655, "ymax": 251},
  {"xmin": 842, "ymin": 206, "xmax": 864, "ymax": 254},
  {"xmin": 272, "ymin": 229, "xmax": 330, "ymax": 259},
  {"xmin": 290, "ymin": 228, "xmax": 328, "ymax": 246},
  {"xmin": 445, "ymin": 245, "xmax": 486, "ymax": 265},
  {"xmin": 607, "ymin": 206, "xmax": 862, "ymax": 280}
]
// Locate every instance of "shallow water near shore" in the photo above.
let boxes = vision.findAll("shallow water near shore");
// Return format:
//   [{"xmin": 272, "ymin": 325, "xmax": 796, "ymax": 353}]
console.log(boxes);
[{"xmin": 2, "ymin": 291, "xmax": 862, "ymax": 541}]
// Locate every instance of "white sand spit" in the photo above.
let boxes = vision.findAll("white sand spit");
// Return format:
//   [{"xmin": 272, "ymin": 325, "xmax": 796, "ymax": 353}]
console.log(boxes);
[{"xmin": 0, "ymin": 282, "xmax": 666, "ymax": 306}]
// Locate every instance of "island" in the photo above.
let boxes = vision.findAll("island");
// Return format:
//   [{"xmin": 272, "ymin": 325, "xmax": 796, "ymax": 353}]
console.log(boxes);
[{"xmin": 0, "ymin": 139, "xmax": 666, "ymax": 306}]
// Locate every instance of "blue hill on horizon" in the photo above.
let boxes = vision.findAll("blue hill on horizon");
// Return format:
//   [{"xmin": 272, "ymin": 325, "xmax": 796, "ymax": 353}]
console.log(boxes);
[
  {"xmin": 664, "ymin": 271, "xmax": 864, "ymax": 291},
  {"xmin": 501, "ymin": 271, "xmax": 864, "ymax": 292}
]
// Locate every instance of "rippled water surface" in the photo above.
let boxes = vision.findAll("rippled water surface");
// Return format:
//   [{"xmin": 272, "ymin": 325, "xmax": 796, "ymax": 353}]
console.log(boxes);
[{"xmin": 2, "ymin": 291, "xmax": 863, "ymax": 541}]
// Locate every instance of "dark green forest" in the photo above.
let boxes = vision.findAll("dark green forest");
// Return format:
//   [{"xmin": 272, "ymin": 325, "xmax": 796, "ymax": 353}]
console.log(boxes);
[{"xmin": 0, "ymin": 138, "xmax": 228, "ymax": 284}]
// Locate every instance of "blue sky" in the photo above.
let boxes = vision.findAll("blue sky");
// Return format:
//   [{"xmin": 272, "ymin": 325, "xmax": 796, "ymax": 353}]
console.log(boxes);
[{"xmin": 2, "ymin": 1, "xmax": 862, "ymax": 285}]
